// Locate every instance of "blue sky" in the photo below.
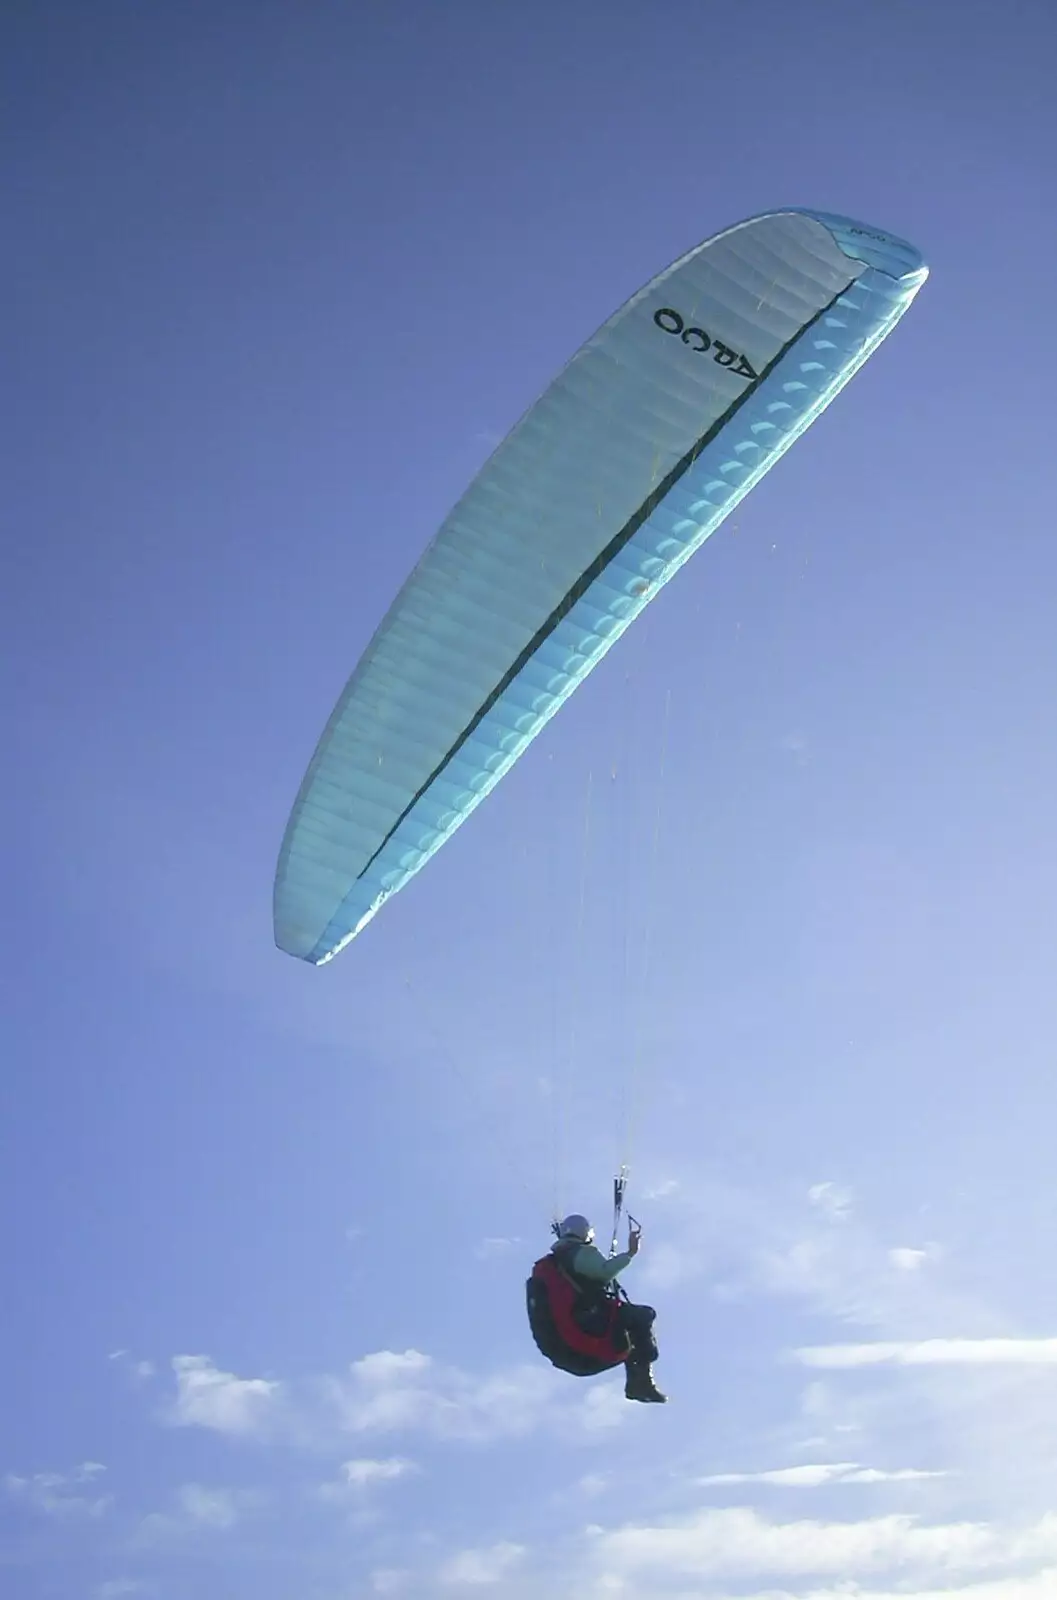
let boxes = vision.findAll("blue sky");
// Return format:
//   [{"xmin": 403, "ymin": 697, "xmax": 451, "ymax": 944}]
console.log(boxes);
[{"xmin": 4, "ymin": 2, "xmax": 1057, "ymax": 1596}]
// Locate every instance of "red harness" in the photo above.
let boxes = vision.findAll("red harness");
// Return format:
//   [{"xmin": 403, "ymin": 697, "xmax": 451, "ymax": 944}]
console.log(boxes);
[{"xmin": 527, "ymin": 1247, "xmax": 630, "ymax": 1375}]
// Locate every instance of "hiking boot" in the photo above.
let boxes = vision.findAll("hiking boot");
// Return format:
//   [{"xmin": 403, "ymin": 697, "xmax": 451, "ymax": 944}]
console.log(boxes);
[{"xmin": 624, "ymin": 1366, "xmax": 668, "ymax": 1403}]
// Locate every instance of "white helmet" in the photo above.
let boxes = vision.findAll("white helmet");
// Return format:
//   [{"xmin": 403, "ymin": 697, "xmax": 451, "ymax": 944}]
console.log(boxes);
[{"xmin": 558, "ymin": 1214, "xmax": 594, "ymax": 1243}]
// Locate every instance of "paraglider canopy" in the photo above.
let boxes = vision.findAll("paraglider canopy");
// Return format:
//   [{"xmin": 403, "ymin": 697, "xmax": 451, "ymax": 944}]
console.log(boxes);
[{"xmin": 274, "ymin": 208, "xmax": 927, "ymax": 964}]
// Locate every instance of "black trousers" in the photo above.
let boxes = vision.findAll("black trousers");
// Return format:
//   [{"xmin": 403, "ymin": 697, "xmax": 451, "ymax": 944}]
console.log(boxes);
[{"xmin": 617, "ymin": 1302, "xmax": 658, "ymax": 1368}]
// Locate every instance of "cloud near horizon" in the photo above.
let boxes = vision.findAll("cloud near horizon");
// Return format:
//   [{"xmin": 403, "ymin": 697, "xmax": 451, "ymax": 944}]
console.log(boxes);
[
  {"xmin": 697, "ymin": 1461, "xmax": 947, "ymax": 1487},
  {"xmin": 582, "ymin": 1505, "xmax": 1057, "ymax": 1589},
  {"xmin": 796, "ymin": 1339, "xmax": 1057, "ymax": 1369}
]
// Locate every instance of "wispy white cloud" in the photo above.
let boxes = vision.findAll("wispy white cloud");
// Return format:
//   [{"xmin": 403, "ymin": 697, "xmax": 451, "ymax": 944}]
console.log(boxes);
[
  {"xmin": 797, "ymin": 1339, "xmax": 1057, "ymax": 1368},
  {"xmin": 474, "ymin": 1236, "xmax": 521, "ymax": 1259},
  {"xmin": 575, "ymin": 1383, "xmax": 628, "ymax": 1433},
  {"xmin": 440, "ymin": 1541, "xmax": 527, "ymax": 1585},
  {"xmin": 698, "ymin": 1461, "xmax": 946, "ymax": 1487},
  {"xmin": 755, "ymin": 1235, "xmax": 846, "ymax": 1302},
  {"xmin": 370, "ymin": 1571, "xmax": 409, "ymax": 1594},
  {"xmin": 178, "ymin": 1483, "xmax": 242, "ymax": 1530},
  {"xmin": 576, "ymin": 1472, "xmax": 610, "ymax": 1497},
  {"xmin": 641, "ymin": 1178, "xmax": 680, "ymax": 1201},
  {"xmin": 641, "ymin": 1179, "xmax": 1057, "ymax": 1524},
  {"xmin": 583, "ymin": 1505, "xmax": 1057, "ymax": 1585},
  {"xmin": 823, "ymin": 1576, "xmax": 1057, "ymax": 1600},
  {"xmin": 598, "ymin": 1574, "xmax": 1057, "ymax": 1600},
  {"xmin": 325, "ymin": 1348, "xmax": 625, "ymax": 1443},
  {"xmin": 807, "ymin": 1181, "xmax": 853, "ymax": 1221},
  {"xmin": 340, "ymin": 1457, "xmax": 417, "ymax": 1488},
  {"xmin": 151, "ymin": 1342, "xmax": 629, "ymax": 1459},
  {"xmin": 890, "ymin": 1245, "xmax": 932, "ymax": 1271},
  {"xmin": 134, "ymin": 1483, "xmax": 255, "ymax": 1547},
  {"xmin": 319, "ymin": 1457, "xmax": 418, "ymax": 1500},
  {"xmin": 168, "ymin": 1354, "xmax": 280, "ymax": 1435},
  {"xmin": 4, "ymin": 1462, "xmax": 111, "ymax": 1518},
  {"xmin": 639, "ymin": 1239, "xmax": 693, "ymax": 1291},
  {"xmin": 641, "ymin": 1166, "xmax": 956, "ymax": 1337},
  {"xmin": 109, "ymin": 1350, "xmax": 155, "ymax": 1380}
]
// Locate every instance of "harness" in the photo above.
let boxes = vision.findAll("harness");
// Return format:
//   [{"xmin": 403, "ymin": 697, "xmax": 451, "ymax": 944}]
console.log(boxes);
[{"xmin": 525, "ymin": 1239, "xmax": 630, "ymax": 1377}]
